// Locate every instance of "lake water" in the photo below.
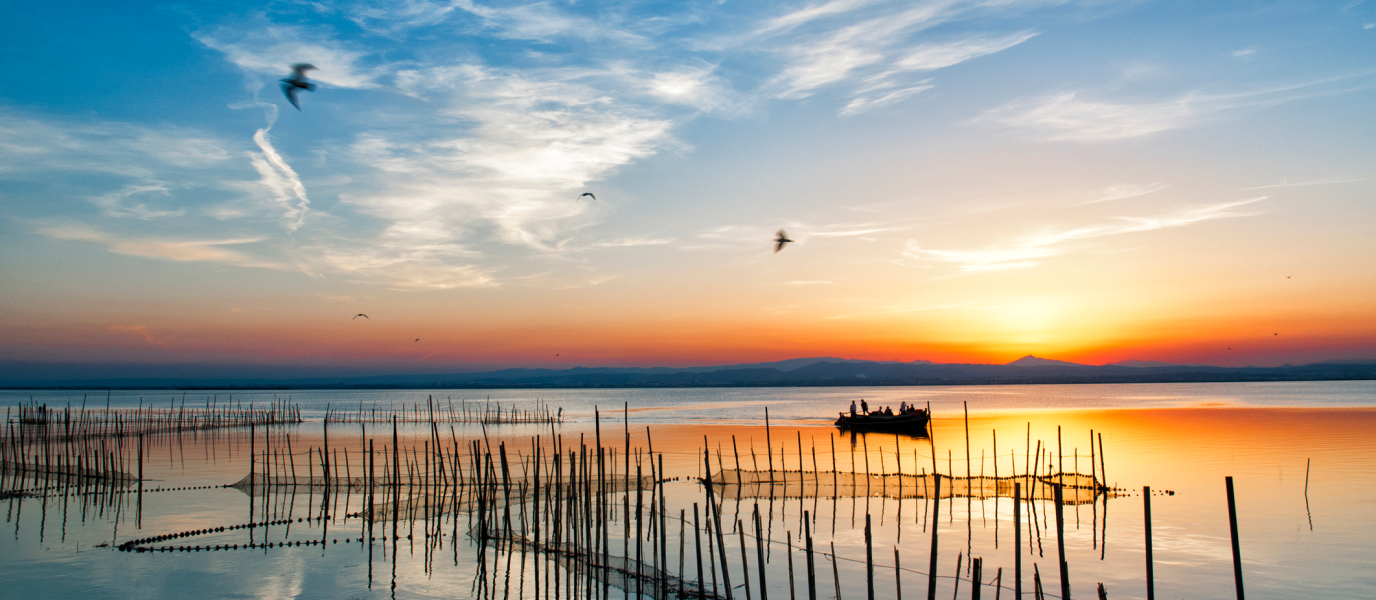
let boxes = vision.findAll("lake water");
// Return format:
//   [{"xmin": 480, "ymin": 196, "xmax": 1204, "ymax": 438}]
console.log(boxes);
[{"xmin": 3, "ymin": 381, "xmax": 1374, "ymax": 599}]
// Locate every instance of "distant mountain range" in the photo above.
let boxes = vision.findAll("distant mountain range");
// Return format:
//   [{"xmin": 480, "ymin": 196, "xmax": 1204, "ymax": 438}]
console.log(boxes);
[{"xmin": 4, "ymin": 355, "xmax": 1375, "ymax": 389}]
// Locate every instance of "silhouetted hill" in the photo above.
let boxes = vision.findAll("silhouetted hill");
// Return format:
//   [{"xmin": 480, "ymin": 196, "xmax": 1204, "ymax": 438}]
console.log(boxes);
[
  {"xmin": 5, "ymin": 357, "xmax": 1375, "ymax": 389},
  {"xmin": 1006, "ymin": 355, "xmax": 1086, "ymax": 367}
]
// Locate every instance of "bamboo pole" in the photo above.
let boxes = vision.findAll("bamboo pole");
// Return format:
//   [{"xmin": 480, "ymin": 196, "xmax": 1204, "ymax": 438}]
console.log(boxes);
[
  {"xmin": 1144, "ymin": 486, "xmax": 1154, "ymax": 600},
  {"xmin": 1226, "ymin": 477, "xmax": 1245, "ymax": 600}
]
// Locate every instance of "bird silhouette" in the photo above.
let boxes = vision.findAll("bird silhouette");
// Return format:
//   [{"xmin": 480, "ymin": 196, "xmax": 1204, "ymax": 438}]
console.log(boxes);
[
  {"xmin": 414, "ymin": 338, "xmax": 420, "ymax": 342},
  {"xmin": 353, "ymin": 314, "xmax": 368, "ymax": 320},
  {"xmin": 577, "ymin": 193, "xmax": 596, "ymax": 201},
  {"xmin": 281, "ymin": 64, "xmax": 317, "ymax": 110},
  {"xmin": 773, "ymin": 229, "xmax": 794, "ymax": 253},
  {"xmin": 1274, "ymin": 333, "xmax": 1279, "ymax": 336}
]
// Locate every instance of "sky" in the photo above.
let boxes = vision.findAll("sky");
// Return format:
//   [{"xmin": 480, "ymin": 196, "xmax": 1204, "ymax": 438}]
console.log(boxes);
[{"xmin": 1, "ymin": 0, "xmax": 1375, "ymax": 379}]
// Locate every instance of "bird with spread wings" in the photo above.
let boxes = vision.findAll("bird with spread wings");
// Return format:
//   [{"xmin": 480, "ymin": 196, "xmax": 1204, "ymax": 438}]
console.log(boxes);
[
  {"xmin": 281, "ymin": 64, "xmax": 317, "ymax": 110},
  {"xmin": 773, "ymin": 229, "xmax": 794, "ymax": 253}
]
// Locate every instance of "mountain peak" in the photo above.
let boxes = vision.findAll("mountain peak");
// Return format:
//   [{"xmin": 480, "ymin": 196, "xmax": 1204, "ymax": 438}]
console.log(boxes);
[{"xmin": 1006, "ymin": 355, "xmax": 1085, "ymax": 367}]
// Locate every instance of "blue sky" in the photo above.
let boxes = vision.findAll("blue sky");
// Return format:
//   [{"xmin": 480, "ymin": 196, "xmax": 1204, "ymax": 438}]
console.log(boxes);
[{"xmin": 2, "ymin": 1, "xmax": 1375, "ymax": 375}]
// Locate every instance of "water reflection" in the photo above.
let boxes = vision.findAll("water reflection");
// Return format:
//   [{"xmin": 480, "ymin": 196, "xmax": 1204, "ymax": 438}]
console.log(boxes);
[{"xmin": 2, "ymin": 384, "xmax": 1374, "ymax": 600}]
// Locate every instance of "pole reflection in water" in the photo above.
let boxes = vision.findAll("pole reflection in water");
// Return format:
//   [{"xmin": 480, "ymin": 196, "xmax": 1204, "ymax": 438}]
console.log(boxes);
[{"xmin": 3, "ymin": 390, "xmax": 1374, "ymax": 600}]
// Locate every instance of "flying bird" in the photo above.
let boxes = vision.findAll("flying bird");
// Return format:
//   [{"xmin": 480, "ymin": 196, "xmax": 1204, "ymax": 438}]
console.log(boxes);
[
  {"xmin": 353, "ymin": 314, "xmax": 368, "ymax": 320},
  {"xmin": 281, "ymin": 64, "xmax": 317, "ymax": 110},
  {"xmin": 577, "ymin": 193, "xmax": 597, "ymax": 201},
  {"xmin": 415, "ymin": 338, "xmax": 420, "ymax": 342},
  {"xmin": 1274, "ymin": 333, "xmax": 1279, "ymax": 336},
  {"xmin": 773, "ymin": 229, "xmax": 794, "ymax": 253}
]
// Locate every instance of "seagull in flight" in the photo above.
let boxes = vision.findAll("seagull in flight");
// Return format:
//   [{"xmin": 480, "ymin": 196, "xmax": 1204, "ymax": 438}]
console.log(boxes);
[
  {"xmin": 773, "ymin": 229, "xmax": 794, "ymax": 253},
  {"xmin": 353, "ymin": 314, "xmax": 368, "ymax": 320},
  {"xmin": 577, "ymin": 193, "xmax": 597, "ymax": 201},
  {"xmin": 281, "ymin": 64, "xmax": 317, "ymax": 110}
]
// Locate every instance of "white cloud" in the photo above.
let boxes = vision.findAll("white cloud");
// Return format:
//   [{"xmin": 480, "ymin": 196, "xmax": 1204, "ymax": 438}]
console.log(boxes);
[
  {"xmin": 288, "ymin": 63, "xmax": 680, "ymax": 288},
  {"xmin": 1241, "ymin": 177, "xmax": 1363, "ymax": 190},
  {"xmin": 1231, "ymin": 47, "xmax": 1256, "ymax": 58},
  {"xmin": 590, "ymin": 236, "xmax": 676, "ymax": 248},
  {"xmin": 903, "ymin": 197, "xmax": 1265, "ymax": 273},
  {"xmin": 895, "ymin": 30, "xmax": 1038, "ymax": 71},
  {"xmin": 758, "ymin": 0, "xmax": 880, "ymax": 35},
  {"xmin": 761, "ymin": 0, "xmax": 1049, "ymax": 113},
  {"xmin": 840, "ymin": 83, "xmax": 934, "ymax": 114},
  {"xmin": 194, "ymin": 24, "xmax": 383, "ymax": 89},
  {"xmin": 452, "ymin": 0, "xmax": 647, "ymax": 45},
  {"xmin": 979, "ymin": 71, "xmax": 1376, "ymax": 141},
  {"xmin": 0, "ymin": 111, "xmax": 231, "ymax": 177},
  {"xmin": 249, "ymin": 126, "xmax": 311, "ymax": 232},
  {"xmin": 89, "ymin": 183, "xmax": 185, "ymax": 219},
  {"xmin": 977, "ymin": 92, "xmax": 1197, "ymax": 141},
  {"xmin": 1079, "ymin": 182, "xmax": 1169, "ymax": 205},
  {"xmin": 37, "ymin": 225, "xmax": 288, "ymax": 270}
]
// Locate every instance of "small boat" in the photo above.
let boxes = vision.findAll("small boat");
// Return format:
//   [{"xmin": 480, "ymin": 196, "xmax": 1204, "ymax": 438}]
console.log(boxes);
[{"xmin": 834, "ymin": 409, "xmax": 930, "ymax": 433}]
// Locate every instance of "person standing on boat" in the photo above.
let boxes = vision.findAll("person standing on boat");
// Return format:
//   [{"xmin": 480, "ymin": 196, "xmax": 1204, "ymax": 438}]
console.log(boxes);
[
  {"xmin": 860, "ymin": 399, "xmax": 869, "ymax": 415},
  {"xmin": 850, "ymin": 400, "xmax": 857, "ymax": 417},
  {"xmin": 899, "ymin": 401, "xmax": 908, "ymax": 414}
]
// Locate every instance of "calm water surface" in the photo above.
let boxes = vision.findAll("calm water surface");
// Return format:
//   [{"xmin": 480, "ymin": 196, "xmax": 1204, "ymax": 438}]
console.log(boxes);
[{"xmin": 3, "ymin": 382, "xmax": 1374, "ymax": 599}]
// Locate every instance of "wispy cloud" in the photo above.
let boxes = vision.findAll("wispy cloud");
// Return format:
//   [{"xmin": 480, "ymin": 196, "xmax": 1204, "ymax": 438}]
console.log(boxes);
[
  {"xmin": 590, "ymin": 236, "xmax": 676, "ymax": 248},
  {"xmin": 1241, "ymin": 177, "xmax": 1364, "ymax": 190},
  {"xmin": 902, "ymin": 197, "xmax": 1265, "ymax": 273},
  {"xmin": 1078, "ymin": 182, "xmax": 1169, "ymax": 205},
  {"xmin": 762, "ymin": 1, "xmax": 1046, "ymax": 113},
  {"xmin": 89, "ymin": 183, "xmax": 185, "ymax": 219},
  {"xmin": 0, "ymin": 111, "xmax": 231, "ymax": 177},
  {"xmin": 977, "ymin": 92, "xmax": 1197, "ymax": 141},
  {"xmin": 894, "ymin": 30, "xmax": 1038, "ymax": 71},
  {"xmin": 194, "ymin": 24, "xmax": 383, "ymax": 89},
  {"xmin": 37, "ymin": 225, "xmax": 289, "ymax": 270},
  {"xmin": 757, "ymin": 0, "xmax": 879, "ymax": 35},
  {"xmin": 248, "ymin": 116, "xmax": 311, "ymax": 232},
  {"xmin": 978, "ymin": 71, "xmax": 1376, "ymax": 141}
]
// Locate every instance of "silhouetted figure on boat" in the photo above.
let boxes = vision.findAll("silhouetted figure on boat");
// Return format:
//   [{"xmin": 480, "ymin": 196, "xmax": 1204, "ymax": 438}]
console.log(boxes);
[{"xmin": 835, "ymin": 399, "xmax": 930, "ymax": 433}]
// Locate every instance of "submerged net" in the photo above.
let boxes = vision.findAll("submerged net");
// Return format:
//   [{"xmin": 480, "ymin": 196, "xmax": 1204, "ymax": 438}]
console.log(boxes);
[{"xmin": 709, "ymin": 469, "xmax": 1110, "ymax": 504}]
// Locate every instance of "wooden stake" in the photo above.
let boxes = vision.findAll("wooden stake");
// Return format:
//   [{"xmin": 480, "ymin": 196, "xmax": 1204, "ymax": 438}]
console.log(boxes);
[
  {"xmin": 1014, "ymin": 482, "xmax": 1022, "ymax": 600},
  {"xmin": 865, "ymin": 513, "xmax": 874, "ymax": 600},
  {"xmin": 1055, "ymin": 484, "xmax": 1070, "ymax": 600},
  {"xmin": 926, "ymin": 476, "xmax": 940, "ymax": 600},
  {"xmin": 1226, "ymin": 477, "xmax": 1245, "ymax": 600},
  {"xmin": 804, "ymin": 511, "xmax": 817, "ymax": 600},
  {"xmin": 1144, "ymin": 486, "xmax": 1154, "ymax": 600},
  {"xmin": 893, "ymin": 548, "xmax": 902, "ymax": 600}
]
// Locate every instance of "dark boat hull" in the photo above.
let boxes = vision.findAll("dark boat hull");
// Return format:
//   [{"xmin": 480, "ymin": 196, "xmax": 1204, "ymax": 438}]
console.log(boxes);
[{"xmin": 834, "ymin": 411, "xmax": 930, "ymax": 433}]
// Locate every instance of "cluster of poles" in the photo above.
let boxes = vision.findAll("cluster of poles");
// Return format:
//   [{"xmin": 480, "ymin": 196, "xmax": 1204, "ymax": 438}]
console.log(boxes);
[
  {"xmin": 3, "ymin": 397, "xmax": 299, "ymax": 489},
  {"xmin": 6, "ymin": 396, "xmax": 301, "ymax": 442},
  {"xmin": 322, "ymin": 396, "xmax": 562, "ymax": 425},
  {"xmin": 2, "ymin": 395, "xmax": 1260, "ymax": 600}
]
